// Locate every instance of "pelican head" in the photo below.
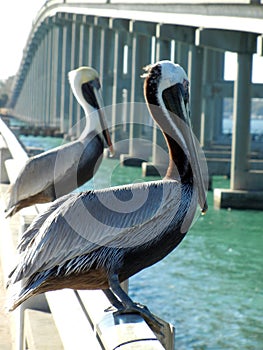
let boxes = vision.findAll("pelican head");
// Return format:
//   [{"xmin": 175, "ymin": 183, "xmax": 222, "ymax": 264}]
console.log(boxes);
[
  {"xmin": 68, "ymin": 66, "xmax": 114, "ymax": 155},
  {"xmin": 143, "ymin": 60, "xmax": 207, "ymax": 214}
]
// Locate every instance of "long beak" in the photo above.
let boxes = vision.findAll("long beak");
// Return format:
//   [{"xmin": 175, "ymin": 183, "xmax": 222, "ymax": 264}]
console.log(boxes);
[
  {"xmin": 163, "ymin": 83, "xmax": 208, "ymax": 214},
  {"xmin": 93, "ymin": 88, "xmax": 115, "ymax": 156},
  {"xmin": 178, "ymin": 90, "xmax": 208, "ymax": 214}
]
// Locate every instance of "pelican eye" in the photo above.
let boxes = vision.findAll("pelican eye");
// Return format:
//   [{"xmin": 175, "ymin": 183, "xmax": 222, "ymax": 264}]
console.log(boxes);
[
  {"xmin": 89, "ymin": 77, "xmax": 101, "ymax": 90},
  {"xmin": 177, "ymin": 81, "xmax": 189, "ymax": 105}
]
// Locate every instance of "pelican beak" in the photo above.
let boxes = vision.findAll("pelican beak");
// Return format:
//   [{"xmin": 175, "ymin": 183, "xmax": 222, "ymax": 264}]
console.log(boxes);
[
  {"xmin": 162, "ymin": 82, "xmax": 208, "ymax": 214},
  {"xmin": 81, "ymin": 78, "xmax": 114, "ymax": 156},
  {"xmin": 93, "ymin": 88, "xmax": 114, "ymax": 156},
  {"xmin": 87, "ymin": 80, "xmax": 114, "ymax": 157}
]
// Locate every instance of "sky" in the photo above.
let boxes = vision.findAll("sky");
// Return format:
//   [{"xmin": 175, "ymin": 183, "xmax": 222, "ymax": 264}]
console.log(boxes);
[
  {"xmin": 0, "ymin": 1, "xmax": 262, "ymax": 83},
  {"xmin": 225, "ymin": 51, "xmax": 263, "ymax": 83},
  {"xmin": 0, "ymin": 0, "xmax": 45, "ymax": 81}
]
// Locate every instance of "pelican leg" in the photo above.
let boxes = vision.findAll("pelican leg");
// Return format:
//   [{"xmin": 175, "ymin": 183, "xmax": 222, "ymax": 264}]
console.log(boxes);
[
  {"xmin": 108, "ymin": 274, "xmax": 163, "ymax": 331},
  {"xmin": 103, "ymin": 289, "xmax": 123, "ymax": 311}
]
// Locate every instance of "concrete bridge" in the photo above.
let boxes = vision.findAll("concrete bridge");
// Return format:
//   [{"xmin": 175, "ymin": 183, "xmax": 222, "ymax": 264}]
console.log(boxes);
[{"xmin": 7, "ymin": 0, "xmax": 263, "ymax": 209}]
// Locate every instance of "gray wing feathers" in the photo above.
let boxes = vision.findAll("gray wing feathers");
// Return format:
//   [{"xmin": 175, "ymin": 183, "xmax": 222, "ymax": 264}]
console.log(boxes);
[
  {"xmin": 10, "ymin": 181, "xmax": 181, "ymax": 284},
  {"xmin": 17, "ymin": 193, "xmax": 75, "ymax": 253},
  {"xmin": 7, "ymin": 141, "xmax": 85, "ymax": 209}
]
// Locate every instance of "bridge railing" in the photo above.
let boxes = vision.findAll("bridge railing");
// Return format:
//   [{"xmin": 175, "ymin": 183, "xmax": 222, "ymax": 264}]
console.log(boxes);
[{"xmin": 0, "ymin": 117, "xmax": 174, "ymax": 350}]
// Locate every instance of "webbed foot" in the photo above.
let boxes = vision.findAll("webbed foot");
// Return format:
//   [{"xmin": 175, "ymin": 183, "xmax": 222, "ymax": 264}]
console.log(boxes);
[{"xmin": 114, "ymin": 301, "xmax": 164, "ymax": 335}]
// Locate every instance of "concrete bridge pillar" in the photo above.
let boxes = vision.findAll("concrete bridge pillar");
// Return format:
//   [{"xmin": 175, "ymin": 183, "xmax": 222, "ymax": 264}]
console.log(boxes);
[
  {"xmin": 120, "ymin": 21, "xmax": 153, "ymax": 166},
  {"xmin": 66, "ymin": 15, "xmax": 102, "ymax": 137},
  {"xmin": 214, "ymin": 53, "xmax": 263, "ymax": 207},
  {"xmin": 50, "ymin": 19, "xmax": 63, "ymax": 129},
  {"xmin": 39, "ymin": 27, "xmax": 48, "ymax": 127},
  {"xmin": 26, "ymin": 59, "xmax": 33, "ymax": 123},
  {"xmin": 203, "ymin": 30, "xmax": 263, "ymax": 209},
  {"xmin": 31, "ymin": 29, "xmax": 44, "ymax": 127},
  {"xmin": 30, "ymin": 50, "xmax": 36, "ymax": 125},
  {"xmin": 200, "ymin": 48, "xmax": 213, "ymax": 148},
  {"xmin": 188, "ymin": 45, "xmax": 204, "ymax": 142},
  {"xmin": 156, "ymin": 24, "xmax": 171, "ymax": 61},
  {"xmin": 212, "ymin": 51, "xmax": 224, "ymax": 143},
  {"xmin": 152, "ymin": 24, "xmax": 171, "ymax": 172},
  {"xmin": 201, "ymin": 49, "xmax": 224, "ymax": 148},
  {"xmin": 88, "ymin": 17, "xmax": 101, "ymax": 72},
  {"xmin": 99, "ymin": 18, "xmax": 115, "ymax": 108},
  {"xmin": 68, "ymin": 15, "xmax": 81, "ymax": 134},
  {"xmin": 32, "ymin": 39, "xmax": 42, "ymax": 127},
  {"xmin": 174, "ymin": 42, "xmax": 189, "ymax": 72},
  {"xmin": 72, "ymin": 16, "xmax": 92, "ymax": 136},
  {"xmin": 111, "ymin": 20, "xmax": 130, "ymax": 148},
  {"xmin": 59, "ymin": 15, "xmax": 73, "ymax": 133},
  {"xmin": 44, "ymin": 22, "xmax": 53, "ymax": 128},
  {"xmin": 22, "ymin": 71, "xmax": 30, "ymax": 123},
  {"xmin": 78, "ymin": 16, "xmax": 90, "ymax": 67},
  {"xmin": 14, "ymin": 49, "xmax": 33, "ymax": 123},
  {"xmin": 230, "ymin": 52, "xmax": 252, "ymax": 190}
]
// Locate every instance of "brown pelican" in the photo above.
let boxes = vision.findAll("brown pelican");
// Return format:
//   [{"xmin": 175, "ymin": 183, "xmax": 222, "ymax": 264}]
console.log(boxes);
[
  {"xmin": 7, "ymin": 61, "xmax": 207, "ymax": 326},
  {"xmin": 5, "ymin": 66, "xmax": 113, "ymax": 217}
]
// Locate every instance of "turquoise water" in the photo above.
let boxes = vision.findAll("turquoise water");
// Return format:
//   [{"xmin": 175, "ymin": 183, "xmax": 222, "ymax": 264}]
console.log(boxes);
[
  {"xmin": 20, "ymin": 135, "xmax": 263, "ymax": 350},
  {"xmin": 19, "ymin": 135, "xmax": 64, "ymax": 150}
]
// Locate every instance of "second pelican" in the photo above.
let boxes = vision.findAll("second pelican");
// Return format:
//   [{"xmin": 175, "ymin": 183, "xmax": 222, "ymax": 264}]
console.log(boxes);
[{"xmin": 5, "ymin": 67, "xmax": 113, "ymax": 217}]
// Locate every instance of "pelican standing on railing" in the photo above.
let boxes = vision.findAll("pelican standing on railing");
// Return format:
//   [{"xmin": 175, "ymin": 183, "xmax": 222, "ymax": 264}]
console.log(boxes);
[
  {"xmin": 5, "ymin": 67, "xmax": 113, "ymax": 217},
  {"xmin": 7, "ymin": 61, "xmax": 207, "ymax": 327}
]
